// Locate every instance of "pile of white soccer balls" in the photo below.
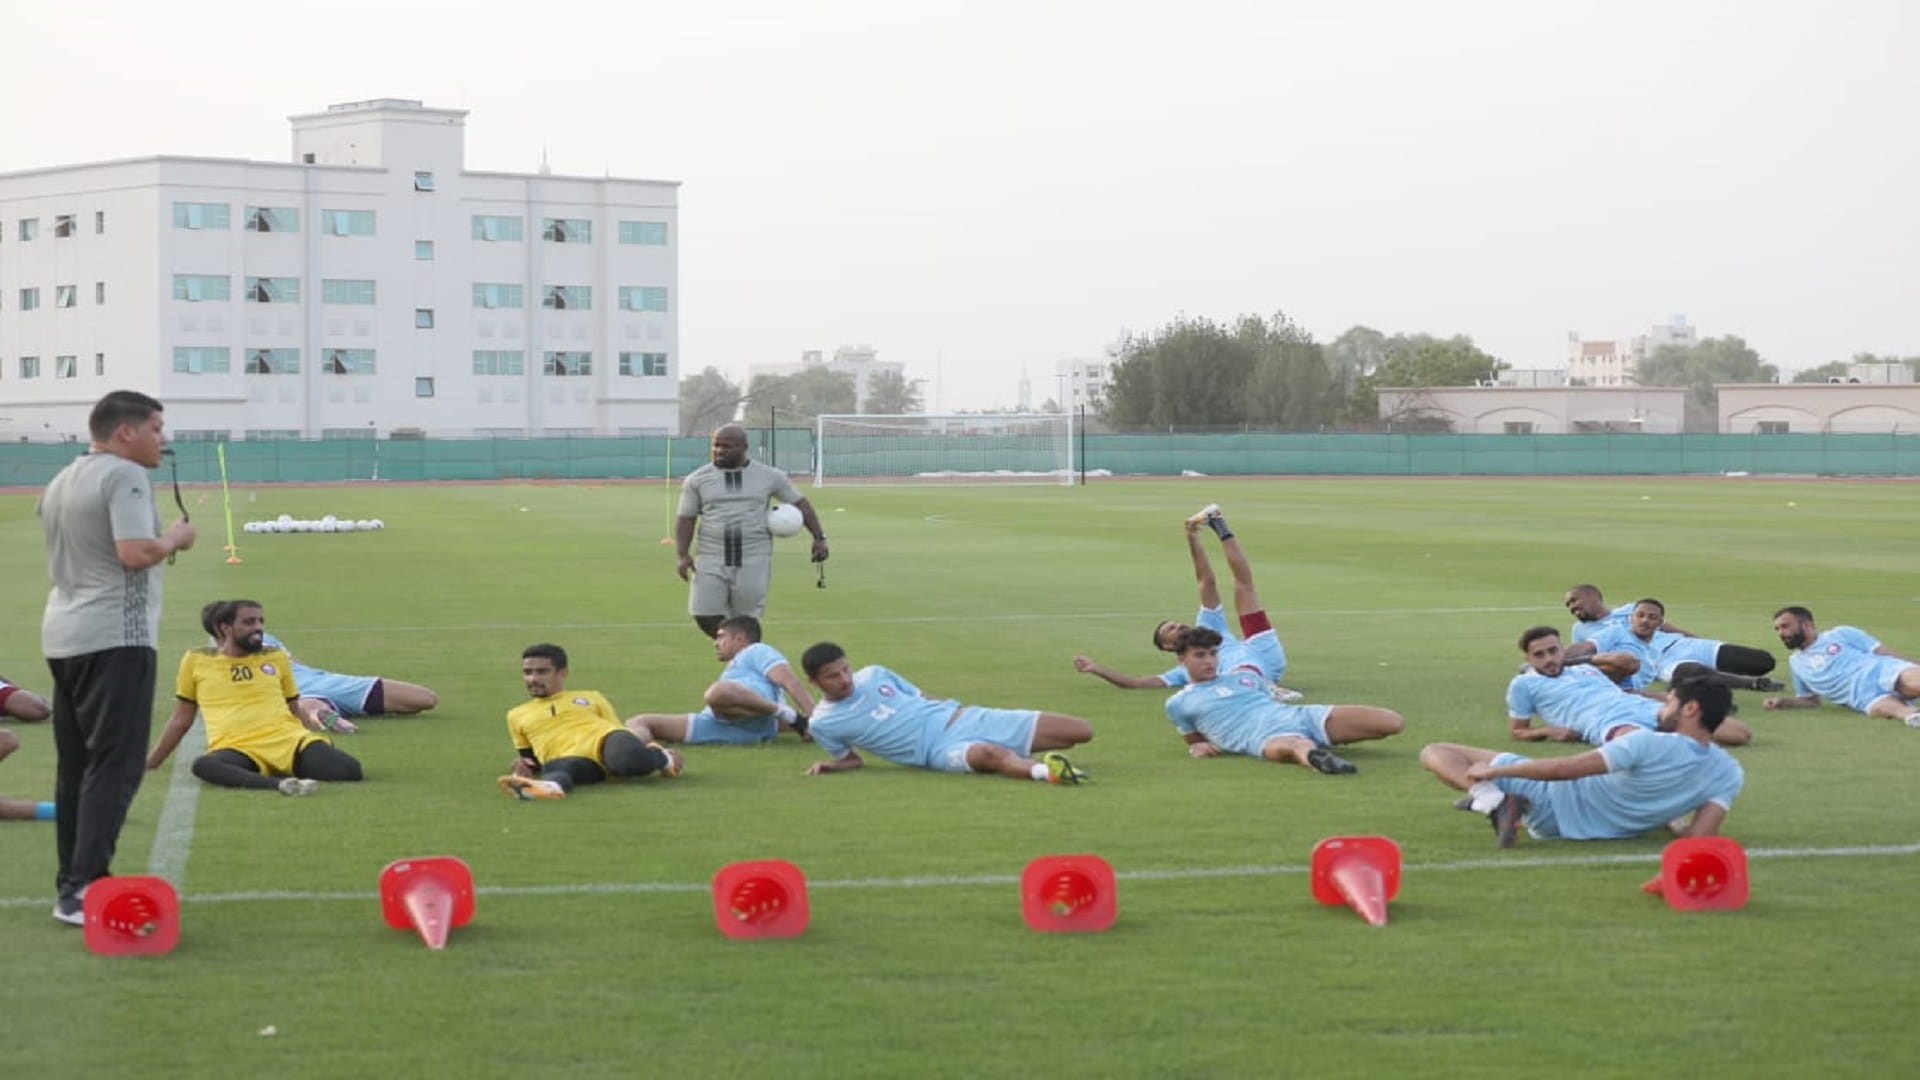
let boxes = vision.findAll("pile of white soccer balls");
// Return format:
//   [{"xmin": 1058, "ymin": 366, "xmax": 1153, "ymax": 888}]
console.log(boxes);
[{"xmin": 242, "ymin": 513, "xmax": 385, "ymax": 535}]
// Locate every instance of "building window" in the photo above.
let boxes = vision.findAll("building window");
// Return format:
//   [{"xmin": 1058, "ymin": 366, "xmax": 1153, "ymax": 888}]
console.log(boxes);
[
  {"xmin": 94, "ymin": 352, "xmax": 105, "ymax": 376},
  {"xmin": 18, "ymin": 288, "xmax": 40, "ymax": 310},
  {"xmin": 415, "ymin": 308, "xmax": 435, "ymax": 329},
  {"xmin": 472, "ymin": 350, "xmax": 525, "ymax": 375},
  {"xmin": 414, "ymin": 171, "xmax": 435, "ymax": 192},
  {"xmin": 415, "ymin": 377, "xmax": 435, "ymax": 398},
  {"xmin": 55, "ymin": 354, "xmax": 78, "ymax": 379},
  {"xmin": 94, "ymin": 211, "xmax": 105, "ymax": 234},
  {"xmin": 246, "ymin": 277, "xmax": 300, "ymax": 303},
  {"xmin": 471, "ymin": 215, "xmax": 524, "ymax": 242},
  {"xmin": 20, "ymin": 356, "xmax": 41, "ymax": 379},
  {"xmin": 18, "ymin": 218, "xmax": 39, "ymax": 241},
  {"xmin": 543, "ymin": 285, "xmax": 591, "ymax": 310},
  {"xmin": 618, "ymin": 286, "xmax": 669, "ymax": 312},
  {"xmin": 172, "ymin": 202, "xmax": 231, "ymax": 230},
  {"xmin": 246, "ymin": 348, "xmax": 300, "ymax": 374},
  {"xmin": 319, "ymin": 209, "xmax": 377, "ymax": 237},
  {"xmin": 173, "ymin": 275, "xmax": 232, "ymax": 302},
  {"xmin": 1503, "ymin": 422, "xmax": 1535, "ymax": 435},
  {"xmin": 172, "ymin": 347, "xmax": 231, "ymax": 374},
  {"xmin": 95, "ymin": 281, "xmax": 106, "ymax": 304},
  {"xmin": 1756, "ymin": 421, "xmax": 1790, "ymax": 435},
  {"xmin": 618, "ymin": 220, "xmax": 668, "ymax": 245},
  {"xmin": 320, "ymin": 279, "xmax": 377, "ymax": 305},
  {"xmin": 542, "ymin": 218, "xmax": 592, "ymax": 243},
  {"xmin": 54, "ymin": 214, "xmax": 76, "ymax": 238},
  {"xmin": 543, "ymin": 351, "xmax": 592, "ymax": 376},
  {"xmin": 321, "ymin": 428, "xmax": 377, "ymax": 441},
  {"xmin": 169, "ymin": 429, "xmax": 230, "ymax": 442},
  {"xmin": 619, "ymin": 351, "xmax": 668, "ymax": 377},
  {"xmin": 415, "ymin": 240, "xmax": 434, "ymax": 260},
  {"xmin": 245, "ymin": 206, "xmax": 300, "ymax": 233},
  {"xmin": 55, "ymin": 285, "xmax": 77, "ymax": 308},
  {"xmin": 245, "ymin": 429, "xmax": 301, "ymax": 441},
  {"xmin": 472, "ymin": 283, "xmax": 524, "ymax": 309},
  {"xmin": 323, "ymin": 348, "xmax": 377, "ymax": 375}
]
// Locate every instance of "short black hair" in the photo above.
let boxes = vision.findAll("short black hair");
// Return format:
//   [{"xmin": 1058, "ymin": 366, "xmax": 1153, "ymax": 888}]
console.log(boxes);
[
  {"xmin": 1519, "ymin": 626, "xmax": 1561, "ymax": 652},
  {"xmin": 1670, "ymin": 676, "xmax": 1732, "ymax": 733},
  {"xmin": 1633, "ymin": 597, "xmax": 1665, "ymax": 616},
  {"xmin": 88, "ymin": 390, "xmax": 164, "ymax": 444},
  {"xmin": 522, "ymin": 643, "xmax": 568, "ymax": 670},
  {"xmin": 1173, "ymin": 626, "xmax": 1223, "ymax": 656},
  {"xmin": 801, "ymin": 641, "xmax": 847, "ymax": 679},
  {"xmin": 1773, "ymin": 605, "xmax": 1813, "ymax": 622},
  {"xmin": 202, "ymin": 599, "xmax": 262, "ymax": 641},
  {"xmin": 717, "ymin": 615, "xmax": 763, "ymax": 642}
]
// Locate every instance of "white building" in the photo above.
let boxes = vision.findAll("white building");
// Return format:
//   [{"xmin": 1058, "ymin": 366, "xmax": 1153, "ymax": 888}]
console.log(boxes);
[
  {"xmin": 746, "ymin": 345, "xmax": 908, "ymax": 413},
  {"xmin": 1565, "ymin": 315, "xmax": 1697, "ymax": 387},
  {"xmin": 1054, "ymin": 358, "xmax": 1108, "ymax": 411},
  {"xmin": 0, "ymin": 99, "xmax": 680, "ymax": 441}
]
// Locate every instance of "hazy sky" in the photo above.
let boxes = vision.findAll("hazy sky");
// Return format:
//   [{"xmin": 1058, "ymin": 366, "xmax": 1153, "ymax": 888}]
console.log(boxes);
[{"xmin": 6, "ymin": 1, "xmax": 1913, "ymax": 410}]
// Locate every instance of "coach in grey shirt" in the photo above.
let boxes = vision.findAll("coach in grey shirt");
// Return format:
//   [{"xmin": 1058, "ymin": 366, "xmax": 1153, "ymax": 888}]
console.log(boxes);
[
  {"xmin": 675, "ymin": 424, "xmax": 827, "ymax": 638},
  {"xmin": 38, "ymin": 391, "xmax": 196, "ymax": 926}
]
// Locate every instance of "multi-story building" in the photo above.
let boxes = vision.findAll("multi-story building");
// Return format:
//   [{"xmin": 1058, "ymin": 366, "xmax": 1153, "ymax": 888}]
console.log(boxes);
[
  {"xmin": 1564, "ymin": 315, "xmax": 1697, "ymax": 387},
  {"xmin": 1054, "ymin": 358, "xmax": 1108, "ymax": 412},
  {"xmin": 746, "ymin": 345, "xmax": 909, "ymax": 414},
  {"xmin": 0, "ymin": 99, "xmax": 680, "ymax": 441}
]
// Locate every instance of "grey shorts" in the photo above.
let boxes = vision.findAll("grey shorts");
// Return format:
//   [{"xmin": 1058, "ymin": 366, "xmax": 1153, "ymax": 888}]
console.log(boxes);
[{"xmin": 688, "ymin": 559, "xmax": 773, "ymax": 619}]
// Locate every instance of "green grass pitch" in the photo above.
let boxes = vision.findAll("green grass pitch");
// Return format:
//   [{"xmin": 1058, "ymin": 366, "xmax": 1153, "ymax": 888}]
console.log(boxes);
[{"xmin": 2, "ymin": 476, "xmax": 1917, "ymax": 1078}]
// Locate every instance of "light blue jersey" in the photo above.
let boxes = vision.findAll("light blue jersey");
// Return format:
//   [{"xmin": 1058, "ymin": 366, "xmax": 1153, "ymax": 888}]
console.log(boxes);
[
  {"xmin": 1652, "ymin": 632, "xmax": 1722, "ymax": 681},
  {"xmin": 1494, "ymin": 729, "xmax": 1744, "ymax": 840},
  {"xmin": 1585, "ymin": 624, "xmax": 1660, "ymax": 690},
  {"xmin": 1160, "ymin": 608, "xmax": 1287, "ymax": 686},
  {"xmin": 686, "ymin": 642, "xmax": 798, "ymax": 744},
  {"xmin": 261, "ymin": 632, "xmax": 379, "ymax": 714},
  {"xmin": 1789, "ymin": 626, "xmax": 1918, "ymax": 712},
  {"xmin": 809, "ymin": 665, "xmax": 959, "ymax": 768},
  {"xmin": 1165, "ymin": 670, "xmax": 1331, "ymax": 757},
  {"xmin": 1506, "ymin": 665, "xmax": 1659, "ymax": 743},
  {"xmin": 1570, "ymin": 602, "xmax": 1635, "ymax": 645}
]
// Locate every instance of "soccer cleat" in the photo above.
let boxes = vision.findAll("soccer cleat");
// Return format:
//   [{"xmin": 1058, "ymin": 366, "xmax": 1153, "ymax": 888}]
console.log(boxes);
[
  {"xmin": 650, "ymin": 742, "xmax": 685, "ymax": 778},
  {"xmin": 1749, "ymin": 677, "xmax": 1786, "ymax": 693},
  {"xmin": 1184, "ymin": 503, "xmax": 1222, "ymax": 526},
  {"xmin": 1043, "ymin": 751, "xmax": 1088, "ymax": 785},
  {"xmin": 789, "ymin": 714, "xmax": 811, "ymax": 740},
  {"xmin": 52, "ymin": 887, "xmax": 86, "ymax": 927},
  {"xmin": 1306, "ymin": 747, "xmax": 1357, "ymax": 775},
  {"xmin": 278, "ymin": 777, "xmax": 320, "ymax": 797},
  {"xmin": 1490, "ymin": 794, "xmax": 1527, "ymax": 848},
  {"xmin": 498, "ymin": 775, "xmax": 566, "ymax": 800},
  {"xmin": 1905, "ymin": 713, "xmax": 1920, "ymax": 729}
]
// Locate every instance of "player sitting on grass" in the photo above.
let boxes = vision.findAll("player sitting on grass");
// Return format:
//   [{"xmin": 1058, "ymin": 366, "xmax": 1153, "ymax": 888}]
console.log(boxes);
[
  {"xmin": 147, "ymin": 599, "xmax": 363, "ymax": 796},
  {"xmin": 799, "ymin": 642, "xmax": 1092, "ymax": 783},
  {"xmin": 625, "ymin": 616, "xmax": 814, "ymax": 744},
  {"xmin": 1509, "ymin": 626, "xmax": 1752, "ymax": 746},
  {"xmin": 498, "ymin": 643, "xmax": 684, "ymax": 800},
  {"xmin": 1165, "ymin": 626, "xmax": 1402, "ymax": 773},
  {"xmin": 1764, "ymin": 606, "xmax": 1920, "ymax": 727},
  {"xmin": 1073, "ymin": 503, "xmax": 1300, "ymax": 701},
  {"xmin": 1422, "ymin": 676, "xmax": 1744, "ymax": 848}
]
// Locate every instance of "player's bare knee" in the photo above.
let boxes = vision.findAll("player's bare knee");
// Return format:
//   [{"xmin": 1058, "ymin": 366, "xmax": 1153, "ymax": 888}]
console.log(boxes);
[
  {"xmin": 8, "ymin": 694, "xmax": 50, "ymax": 723},
  {"xmin": 0, "ymin": 729, "xmax": 19, "ymax": 757}
]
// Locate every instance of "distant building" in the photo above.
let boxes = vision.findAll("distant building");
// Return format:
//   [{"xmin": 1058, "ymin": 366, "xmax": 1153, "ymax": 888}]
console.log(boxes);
[
  {"xmin": 1377, "ymin": 386, "xmax": 1686, "ymax": 434},
  {"xmin": 1054, "ymin": 358, "xmax": 1108, "ymax": 412},
  {"xmin": 1565, "ymin": 315, "xmax": 1697, "ymax": 387},
  {"xmin": 1719, "ymin": 383, "xmax": 1920, "ymax": 433},
  {"xmin": 0, "ymin": 98, "xmax": 681, "ymax": 441},
  {"xmin": 1493, "ymin": 369, "xmax": 1569, "ymax": 389},
  {"xmin": 746, "ymin": 345, "xmax": 908, "ymax": 413}
]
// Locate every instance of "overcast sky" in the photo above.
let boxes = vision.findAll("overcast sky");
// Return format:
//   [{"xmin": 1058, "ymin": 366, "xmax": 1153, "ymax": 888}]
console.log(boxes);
[{"xmin": 5, "ymin": 1, "xmax": 1912, "ymax": 410}]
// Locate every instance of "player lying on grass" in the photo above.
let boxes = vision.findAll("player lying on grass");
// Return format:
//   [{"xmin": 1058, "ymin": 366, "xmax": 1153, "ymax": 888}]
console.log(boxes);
[
  {"xmin": 1509, "ymin": 626, "xmax": 1752, "ymax": 746},
  {"xmin": 498, "ymin": 643, "xmax": 684, "ymax": 800},
  {"xmin": 0, "ymin": 726, "xmax": 55, "ymax": 821},
  {"xmin": 1564, "ymin": 597, "xmax": 1781, "ymax": 693},
  {"xmin": 1165, "ymin": 626, "xmax": 1401, "ymax": 773},
  {"xmin": 1764, "ymin": 606, "xmax": 1920, "ymax": 727},
  {"xmin": 1073, "ymin": 503, "xmax": 1299, "ymax": 701},
  {"xmin": 1422, "ymin": 676, "xmax": 1744, "ymax": 848},
  {"xmin": 196, "ymin": 600, "xmax": 438, "ymax": 734},
  {"xmin": 625, "ymin": 616, "xmax": 815, "ymax": 744},
  {"xmin": 799, "ymin": 641, "xmax": 1091, "ymax": 783},
  {"xmin": 147, "ymin": 599, "xmax": 362, "ymax": 796},
  {"xmin": 1564, "ymin": 584, "xmax": 1689, "ymax": 644}
]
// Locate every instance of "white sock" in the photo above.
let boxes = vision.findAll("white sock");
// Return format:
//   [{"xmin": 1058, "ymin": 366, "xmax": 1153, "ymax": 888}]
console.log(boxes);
[
  {"xmin": 1467, "ymin": 781, "xmax": 1505, "ymax": 814},
  {"xmin": 1030, "ymin": 762, "xmax": 1050, "ymax": 781},
  {"xmin": 775, "ymin": 703, "xmax": 797, "ymax": 723}
]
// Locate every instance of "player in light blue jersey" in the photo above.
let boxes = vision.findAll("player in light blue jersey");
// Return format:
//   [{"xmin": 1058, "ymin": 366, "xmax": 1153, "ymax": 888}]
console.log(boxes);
[
  {"xmin": 1569, "ymin": 598, "xmax": 1780, "ymax": 694},
  {"xmin": 1164, "ymin": 626, "xmax": 1402, "ymax": 773},
  {"xmin": 800, "ymin": 643, "xmax": 1092, "ymax": 783},
  {"xmin": 626, "ymin": 616, "xmax": 815, "ymax": 744},
  {"xmin": 1564, "ymin": 585, "xmax": 1687, "ymax": 646},
  {"xmin": 1508, "ymin": 625, "xmax": 1751, "ymax": 745},
  {"xmin": 1422, "ymin": 676, "xmax": 1745, "ymax": 847},
  {"xmin": 1764, "ymin": 606, "xmax": 1920, "ymax": 726}
]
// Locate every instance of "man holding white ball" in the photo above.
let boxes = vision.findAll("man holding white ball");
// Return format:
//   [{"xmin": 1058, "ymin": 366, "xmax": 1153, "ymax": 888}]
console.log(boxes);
[{"xmin": 674, "ymin": 424, "xmax": 827, "ymax": 638}]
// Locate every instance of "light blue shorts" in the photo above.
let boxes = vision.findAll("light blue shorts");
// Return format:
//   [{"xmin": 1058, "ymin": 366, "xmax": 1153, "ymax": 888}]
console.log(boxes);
[
  {"xmin": 296, "ymin": 669, "xmax": 379, "ymax": 716},
  {"xmin": 1219, "ymin": 703, "xmax": 1331, "ymax": 758},
  {"xmin": 1491, "ymin": 752, "xmax": 1562, "ymax": 839},
  {"xmin": 925, "ymin": 707, "xmax": 1039, "ymax": 773},
  {"xmin": 685, "ymin": 708, "xmax": 779, "ymax": 745}
]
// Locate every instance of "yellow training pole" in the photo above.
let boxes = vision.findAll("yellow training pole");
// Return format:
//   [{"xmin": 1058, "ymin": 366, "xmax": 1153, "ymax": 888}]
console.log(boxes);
[{"xmin": 217, "ymin": 443, "xmax": 242, "ymax": 564}]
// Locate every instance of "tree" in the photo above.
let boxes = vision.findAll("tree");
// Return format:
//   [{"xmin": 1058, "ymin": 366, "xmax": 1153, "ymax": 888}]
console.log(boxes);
[
  {"xmin": 1101, "ymin": 311, "xmax": 1342, "ymax": 430},
  {"xmin": 1349, "ymin": 336, "xmax": 1505, "ymax": 422},
  {"xmin": 1324, "ymin": 325, "xmax": 1388, "ymax": 389},
  {"xmin": 678, "ymin": 367, "xmax": 745, "ymax": 436},
  {"xmin": 1791, "ymin": 360, "xmax": 1851, "ymax": 384},
  {"xmin": 862, "ymin": 369, "xmax": 923, "ymax": 414},
  {"xmin": 1636, "ymin": 336, "xmax": 1776, "ymax": 432},
  {"xmin": 742, "ymin": 367, "xmax": 856, "ymax": 428}
]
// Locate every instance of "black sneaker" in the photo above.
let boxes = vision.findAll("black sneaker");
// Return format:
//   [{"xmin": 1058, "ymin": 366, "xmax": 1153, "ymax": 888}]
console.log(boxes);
[
  {"xmin": 789, "ymin": 714, "xmax": 810, "ymax": 740},
  {"xmin": 52, "ymin": 889, "xmax": 85, "ymax": 927},
  {"xmin": 1306, "ymin": 747, "xmax": 1356, "ymax": 775},
  {"xmin": 1489, "ymin": 795, "xmax": 1527, "ymax": 848},
  {"xmin": 1751, "ymin": 677, "xmax": 1785, "ymax": 693}
]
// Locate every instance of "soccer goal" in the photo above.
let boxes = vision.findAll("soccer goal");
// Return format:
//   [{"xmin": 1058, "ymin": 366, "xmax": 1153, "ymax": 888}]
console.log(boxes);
[{"xmin": 813, "ymin": 413, "xmax": 1075, "ymax": 486}]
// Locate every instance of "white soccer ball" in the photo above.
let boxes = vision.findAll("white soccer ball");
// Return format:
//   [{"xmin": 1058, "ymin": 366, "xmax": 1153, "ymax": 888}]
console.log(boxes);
[
  {"xmin": 318, "ymin": 519, "xmax": 337, "ymax": 533},
  {"xmin": 336, "ymin": 520, "xmax": 358, "ymax": 533},
  {"xmin": 277, "ymin": 513, "xmax": 294, "ymax": 524},
  {"xmin": 355, "ymin": 519, "xmax": 374, "ymax": 531},
  {"xmin": 369, "ymin": 519, "xmax": 385, "ymax": 531},
  {"xmin": 242, "ymin": 521, "xmax": 259, "ymax": 534},
  {"xmin": 292, "ymin": 520, "xmax": 310, "ymax": 533},
  {"xmin": 766, "ymin": 503, "xmax": 804, "ymax": 538}
]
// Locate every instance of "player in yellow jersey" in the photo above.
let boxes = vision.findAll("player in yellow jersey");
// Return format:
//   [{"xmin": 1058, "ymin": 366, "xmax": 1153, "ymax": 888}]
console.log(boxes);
[
  {"xmin": 498, "ymin": 644, "xmax": 685, "ymax": 800},
  {"xmin": 146, "ymin": 599, "xmax": 362, "ymax": 796}
]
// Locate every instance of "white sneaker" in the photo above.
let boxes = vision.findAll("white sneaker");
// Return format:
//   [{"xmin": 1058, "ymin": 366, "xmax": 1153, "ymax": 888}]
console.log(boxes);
[
  {"xmin": 1465, "ymin": 782, "xmax": 1506, "ymax": 814},
  {"xmin": 52, "ymin": 886, "xmax": 87, "ymax": 927},
  {"xmin": 1905, "ymin": 713, "xmax": 1920, "ymax": 729},
  {"xmin": 1270, "ymin": 685, "xmax": 1305, "ymax": 704},
  {"xmin": 1184, "ymin": 503, "xmax": 1223, "ymax": 526},
  {"xmin": 277, "ymin": 777, "xmax": 320, "ymax": 797}
]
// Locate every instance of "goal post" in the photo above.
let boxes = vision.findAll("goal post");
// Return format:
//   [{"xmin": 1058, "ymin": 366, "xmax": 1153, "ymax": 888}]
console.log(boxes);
[{"xmin": 812, "ymin": 413, "xmax": 1075, "ymax": 486}]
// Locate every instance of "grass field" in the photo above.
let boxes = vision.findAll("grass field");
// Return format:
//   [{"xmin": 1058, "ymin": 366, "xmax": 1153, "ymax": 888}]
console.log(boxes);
[{"xmin": 2, "ymin": 475, "xmax": 1917, "ymax": 1079}]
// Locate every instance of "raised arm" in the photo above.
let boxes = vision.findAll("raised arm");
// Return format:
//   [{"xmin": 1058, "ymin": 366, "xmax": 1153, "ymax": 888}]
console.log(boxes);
[{"xmin": 1073, "ymin": 655, "xmax": 1171, "ymax": 690}]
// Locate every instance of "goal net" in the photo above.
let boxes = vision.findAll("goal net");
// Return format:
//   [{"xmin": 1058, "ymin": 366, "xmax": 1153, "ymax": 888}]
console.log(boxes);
[{"xmin": 813, "ymin": 413, "xmax": 1075, "ymax": 486}]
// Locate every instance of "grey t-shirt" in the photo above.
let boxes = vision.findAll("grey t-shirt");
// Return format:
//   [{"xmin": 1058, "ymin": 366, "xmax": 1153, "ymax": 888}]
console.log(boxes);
[
  {"xmin": 677, "ymin": 460, "xmax": 803, "ymax": 567},
  {"xmin": 39, "ymin": 451, "xmax": 164, "ymax": 657}
]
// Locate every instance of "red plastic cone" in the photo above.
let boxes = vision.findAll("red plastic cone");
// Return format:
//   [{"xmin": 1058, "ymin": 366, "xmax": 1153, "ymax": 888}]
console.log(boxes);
[
  {"xmin": 1020, "ymin": 854, "xmax": 1117, "ymax": 933},
  {"xmin": 379, "ymin": 856, "xmax": 475, "ymax": 949},
  {"xmin": 1310, "ymin": 836, "xmax": 1401, "ymax": 926},
  {"xmin": 712, "ymin": 860, "xmax": 809, "ymax": 939},
  {"xmin": 1650, "ymin": 837, "xmax": 1748, "ymax": 911},
  {"xmin": 83, "ymin": 876, "xmax": 181, "ymax": 956}
]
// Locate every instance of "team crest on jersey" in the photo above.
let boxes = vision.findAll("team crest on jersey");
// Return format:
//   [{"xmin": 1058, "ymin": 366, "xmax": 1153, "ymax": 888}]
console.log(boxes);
[
  {"xmin": 1826, "ymin": 643, "xmax": 1842, "ymax": 655},
  {"xmin": 261, "ymin": 663, "xmax": 277, "ymax": 676},
  {"xmin": 877, "ymin": 685, "xmax": 896, "ymax": 697},
  {"xmin": 573, "ymin": 696, "xmax": 590, "ymax": 705}
]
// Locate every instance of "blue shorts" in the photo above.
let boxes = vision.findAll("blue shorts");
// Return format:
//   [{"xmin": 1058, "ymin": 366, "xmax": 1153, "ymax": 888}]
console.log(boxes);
[
  {"xmin": 925, "ymin": 707, "xmax": 1039, "ymax": 773},
  {"xmin": 1211, "ymin": 703, "xmax": 1332, "ymax": 757},
  {"xmin": 297, "ymin": 670, "xmax": 380, "ymax": 716},
  {"xmin": 1241, "ymin": 630, "xmax": 1287, "ymax": 683},
  {"xmin": 685, "ymin": 708, "xmax": 779, "ymax": 745},
  {"xmin": 1491, "ymin": 752, "xmax": 1562, "ymax": 839}
]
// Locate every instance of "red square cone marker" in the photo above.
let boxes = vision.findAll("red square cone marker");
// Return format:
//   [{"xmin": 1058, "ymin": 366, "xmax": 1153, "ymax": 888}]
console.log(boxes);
[
  {"xmin": 712, "ymin": 860, "xmax": 809, "ymax": 939},
  {"xmin": 1021, "ymin": 854, "xmax": 1116, "ymax": 933},
  {"xmin": 1310, "ymin": 836, "xmax": 1401, "ymax": 927},
  {"xmin": 1645, "ymin": 837, "xmax": 1748, "ymax": 911},
  {"xmin": 84, "ymin": 876, "xmax": 181, "ymax": 956},
  {"xmin": 379, "ymin": 856, "xmax": 475, "ymax": 950}
]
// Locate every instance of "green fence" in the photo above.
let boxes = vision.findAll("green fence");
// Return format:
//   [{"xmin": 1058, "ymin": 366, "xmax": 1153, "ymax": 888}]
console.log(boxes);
[{"xmin": 3, "ymin": 431, "xmax": 1917, "ymax": 488}]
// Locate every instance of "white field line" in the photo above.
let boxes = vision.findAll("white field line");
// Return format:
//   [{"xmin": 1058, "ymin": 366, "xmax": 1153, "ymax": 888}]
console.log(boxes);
[
  {"xmin": 3, "ymin": 842, "xmax": 1912, "ymax": 910},
  {"xmin": 145, "ymin": 720, "xmax": 206, "ymax": 889}
]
